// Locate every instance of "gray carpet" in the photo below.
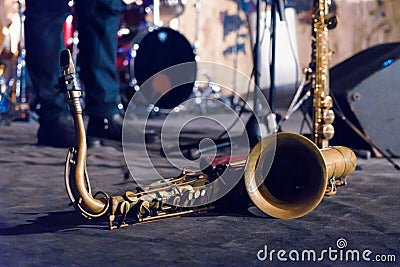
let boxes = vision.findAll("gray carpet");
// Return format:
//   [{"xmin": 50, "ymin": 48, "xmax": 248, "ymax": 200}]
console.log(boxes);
[{"xmin": 0, "ymin": 119, "xmax": 399, "ymax": 266}]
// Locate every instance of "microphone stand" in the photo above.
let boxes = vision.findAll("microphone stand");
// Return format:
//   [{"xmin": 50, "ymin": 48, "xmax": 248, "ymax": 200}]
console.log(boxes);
[
  {"xmin": 268, "ymin": 0, "xmax": 285, "ymax": 114},
  {"xmin": 253, "ymin": 0, "xmax": 285, "ymax": 115},
  {"xmin": 253, "ymin": 0, "xmax": 262, "ymax": 116}
]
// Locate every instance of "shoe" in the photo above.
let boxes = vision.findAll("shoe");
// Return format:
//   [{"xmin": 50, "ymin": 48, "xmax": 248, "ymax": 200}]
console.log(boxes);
[
  {"xmin": 37, "ymin": 114, "xmax": 76, "ymax": 148},
  {"xmin": 87, "ymin": 113, "xmax": 123, "ymax": 146}
]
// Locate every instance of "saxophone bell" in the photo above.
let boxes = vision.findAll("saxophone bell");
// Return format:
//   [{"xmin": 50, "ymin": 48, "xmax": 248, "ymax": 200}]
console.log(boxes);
[{"xmin": 244, "ymin": 132, "xmax": 356, "ymax": 219}]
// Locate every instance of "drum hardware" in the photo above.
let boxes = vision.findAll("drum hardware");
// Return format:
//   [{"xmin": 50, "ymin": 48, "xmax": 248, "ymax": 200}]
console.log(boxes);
[
  {"xmin": 192, "ymin": 70, "xmax": 238, "ymax": 113},
  {"xmin": 189, "ymin": 0, "xmax": 245, "ymax": 111},
  {"xmin": 121, "ymin": 1, "xmax": 147, "ymax": 30},
  {"xmin": 144, "ymin": 0, "xmax": 186, "ymax": 27},
  {"xmin": 121, "ymin": 0, "xmax": 186, "ymax": 29},
  {"xmin": 0, "ymin": 0, "xmax": 33, "ymax": 123},
  {"xmin": 0, "ymin": 65, "xmax": 7, "ymax": 114},
  {"xmin": 193, "ymin": 82, "xmax": 232, "ymax": 113},
  {"xmin": 14, "ymin": 0, "xmax": 27, "ymax": 105},
  {"xmin": 153, "ymin": 0, "xmax": 161, "ymax": 26},
  {"xmin": 0, "ymin": 65, "xmax": 36, "ymax": 123}
]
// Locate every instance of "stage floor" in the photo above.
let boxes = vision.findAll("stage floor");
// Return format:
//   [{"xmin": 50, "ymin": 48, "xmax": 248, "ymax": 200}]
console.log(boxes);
[{"xmin": 0, "ymin": 118, "xmax": 399, "ymax": 266}]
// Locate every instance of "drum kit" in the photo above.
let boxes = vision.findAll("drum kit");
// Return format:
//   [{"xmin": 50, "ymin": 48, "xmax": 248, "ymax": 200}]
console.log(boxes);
[{"xmin": 117, "ymin": 0, "xmax": 202, "ymax": 111}]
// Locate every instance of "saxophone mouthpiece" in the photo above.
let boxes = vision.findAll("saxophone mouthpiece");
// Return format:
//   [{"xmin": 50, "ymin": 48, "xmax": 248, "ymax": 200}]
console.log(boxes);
[{"xmin": 60, "ymin": 49, "xmax": 75, "ymax": 74}]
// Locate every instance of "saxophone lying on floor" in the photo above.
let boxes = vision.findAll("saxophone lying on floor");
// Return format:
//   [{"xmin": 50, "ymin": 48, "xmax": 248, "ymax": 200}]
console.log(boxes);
[{"xmin": 60, "ymin": 1, "xmax": 356, "ymax": 230}]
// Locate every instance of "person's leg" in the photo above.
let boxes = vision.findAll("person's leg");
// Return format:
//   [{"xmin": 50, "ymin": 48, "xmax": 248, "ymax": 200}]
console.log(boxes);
[
  {"xmin": 75, "ymin": 0, "xmax": 124, "ymax": 141},
  {"xmin": 25, "ymin": 0, "xmax": 75, "ymax": 147}
]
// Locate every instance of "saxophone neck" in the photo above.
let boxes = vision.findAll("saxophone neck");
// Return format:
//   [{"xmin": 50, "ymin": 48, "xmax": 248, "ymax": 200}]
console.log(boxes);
[{"xmin": 60, "ymin": 49, "xmax": 109, "ymax": 218}]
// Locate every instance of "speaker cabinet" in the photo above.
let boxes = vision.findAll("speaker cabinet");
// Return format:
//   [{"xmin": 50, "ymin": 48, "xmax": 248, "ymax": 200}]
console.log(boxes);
[{"xmin": 329, "ymin": 42, "xmax": 400, "ymax": 156}]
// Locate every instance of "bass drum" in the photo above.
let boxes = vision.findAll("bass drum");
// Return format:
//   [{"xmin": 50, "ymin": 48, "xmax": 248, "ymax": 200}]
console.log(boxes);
[{"xmin": 124, "ymin": 27, "xmax": 196, "ymax": 110}]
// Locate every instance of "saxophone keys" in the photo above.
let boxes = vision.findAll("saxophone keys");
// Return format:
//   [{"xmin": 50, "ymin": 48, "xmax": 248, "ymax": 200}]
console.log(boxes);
[
  {"xmin": 321, "ymin": 95, "xmax": 333, "ymax": 108},
  {"xmin": 323, "ymin": 109, "xmax": 335, "ymax": 125},
  {"xmin": 322, "ymin": 124, "xmax": 335, "ymax": 140},
  {"xmin": 125, "ymin": 191, "xmax": 138, "ymax": 202},
  {"xmin": 119, "ymin": 201, "xmax": 131, "ymax": 215}
]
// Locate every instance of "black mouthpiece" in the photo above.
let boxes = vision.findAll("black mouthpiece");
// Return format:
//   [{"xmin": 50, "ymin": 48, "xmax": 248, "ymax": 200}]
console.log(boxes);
[
  {"xmin": 60, "ymin": 49, "xmax": 71, "ymax": 69},
  {"xmin": 60, "ymin": 49, "xmax": 76, "ymax": 74}
]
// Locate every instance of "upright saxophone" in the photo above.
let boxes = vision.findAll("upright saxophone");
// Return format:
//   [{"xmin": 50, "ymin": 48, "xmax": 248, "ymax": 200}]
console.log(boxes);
[
  {"xmin": 310, "ymin": 0, "xmax": 336, "ymax": 149},
  {"xmin": 61, "ymin": 0, "xmax": 356, "ymax": 229}
]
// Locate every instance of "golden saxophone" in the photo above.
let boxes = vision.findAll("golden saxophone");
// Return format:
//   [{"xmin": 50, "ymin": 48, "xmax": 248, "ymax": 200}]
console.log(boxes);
[
  {"xmin": 61, "ymin": 0, "xmax": 355, "ymax": 229},
  {"xmin": 310, "ymin": 0, "xmax": 336, "ymax": 149}
]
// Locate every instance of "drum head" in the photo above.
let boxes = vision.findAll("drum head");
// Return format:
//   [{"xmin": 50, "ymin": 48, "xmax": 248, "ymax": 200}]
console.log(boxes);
[{"xmin": 130, "ymin": 27, "xmax": 196, "ymax": 109}]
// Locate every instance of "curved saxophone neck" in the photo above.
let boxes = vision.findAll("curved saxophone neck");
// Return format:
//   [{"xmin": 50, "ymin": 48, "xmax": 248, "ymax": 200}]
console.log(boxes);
[{"xmin": 60, "ymin": 50, "xmax": 108, "ymax": 218}]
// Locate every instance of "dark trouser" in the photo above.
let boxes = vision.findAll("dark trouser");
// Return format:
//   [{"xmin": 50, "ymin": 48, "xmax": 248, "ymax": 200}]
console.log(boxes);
[{"xmin": 25, "ymin": 0, "xmax": 123, "ymax": 121}]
